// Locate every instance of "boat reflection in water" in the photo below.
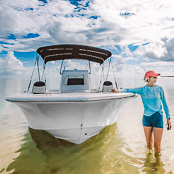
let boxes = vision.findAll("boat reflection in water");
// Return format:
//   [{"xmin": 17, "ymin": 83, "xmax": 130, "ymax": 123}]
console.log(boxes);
[
  {"xmin": 6, "ymin": 45, "xmax": 137, "ymax": 144},
  {"xmin": 5, "ymin": 123, "xmax": 165, "ymax": 174},
  {"xmin": 6, "ymin": 123, "xmax": 119, "ymax": 174}
]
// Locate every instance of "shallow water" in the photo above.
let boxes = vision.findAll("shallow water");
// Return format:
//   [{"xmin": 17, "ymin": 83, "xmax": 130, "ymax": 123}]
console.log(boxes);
[{"xmin": 0, "ymin": 76, "xmax": 174, "ymax": 174}]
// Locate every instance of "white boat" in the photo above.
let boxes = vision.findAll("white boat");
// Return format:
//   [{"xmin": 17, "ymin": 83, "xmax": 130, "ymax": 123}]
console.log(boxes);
[{"xmin": 6, "ymin": 45, "xmax": 136, "ymax": 144}]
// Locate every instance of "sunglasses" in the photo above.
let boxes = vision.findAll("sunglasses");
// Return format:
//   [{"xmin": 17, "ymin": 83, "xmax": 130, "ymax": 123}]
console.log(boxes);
[{"xmin": 149, "ymin": 76, "xmax": 157, "ymax": 79}]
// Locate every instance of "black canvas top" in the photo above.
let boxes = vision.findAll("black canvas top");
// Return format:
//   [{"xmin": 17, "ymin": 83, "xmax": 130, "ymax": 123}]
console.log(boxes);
[{"xmin": 37, "ymin": 45, "xmax": 112, "ymax": 64}]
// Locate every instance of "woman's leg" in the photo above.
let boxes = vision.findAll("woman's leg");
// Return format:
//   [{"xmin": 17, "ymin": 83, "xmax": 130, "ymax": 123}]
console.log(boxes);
[
  {"xmin": 153, "ymin": 127, "xmax": 163, "ymax": 155},
  {"xmin": 143, "ymin": 126, "xmax": 153, "ymax": 149}
]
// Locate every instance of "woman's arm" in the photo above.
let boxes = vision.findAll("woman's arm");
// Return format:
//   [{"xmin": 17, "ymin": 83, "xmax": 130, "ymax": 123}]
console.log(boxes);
[
  {"xmin": 160, "ymin": 87, "xmax": 170, "ymax": 119},
  {"xmin": 160, "ymin": 87, "xmax": 171, "ymax": 129},
  {"xmin": 112, "ymin": 87, "xmax": 143, "ymax": 95}
]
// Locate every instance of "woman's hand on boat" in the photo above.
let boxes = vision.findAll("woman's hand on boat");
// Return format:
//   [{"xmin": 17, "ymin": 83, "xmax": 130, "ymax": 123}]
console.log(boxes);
[{"xmin": 112, "ymin": 89, "xmax": 119, "ymax": 93}]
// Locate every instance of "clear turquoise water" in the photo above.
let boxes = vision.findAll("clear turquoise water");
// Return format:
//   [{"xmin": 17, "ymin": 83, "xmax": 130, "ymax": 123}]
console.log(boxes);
[{"xmin": 0, "ymin": 76, "xmax": 174, "ymax": 174}]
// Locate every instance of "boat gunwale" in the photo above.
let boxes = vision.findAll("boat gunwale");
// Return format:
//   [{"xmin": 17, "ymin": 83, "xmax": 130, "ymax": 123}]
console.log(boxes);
[{"xmin": 6, "ymin": 94, "xmax": 138, "ymax": 103}]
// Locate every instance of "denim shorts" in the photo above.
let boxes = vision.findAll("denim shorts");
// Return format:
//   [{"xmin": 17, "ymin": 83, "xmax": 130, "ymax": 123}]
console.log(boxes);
[{"xmin": 142, "ymin": 112, "xmax": 163, "ymax": 128}]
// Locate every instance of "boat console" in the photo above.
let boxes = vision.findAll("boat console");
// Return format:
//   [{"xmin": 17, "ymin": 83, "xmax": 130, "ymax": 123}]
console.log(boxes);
[{"xmin": 60, "ymin": 69, "xmax": 90, "ymax": 93}]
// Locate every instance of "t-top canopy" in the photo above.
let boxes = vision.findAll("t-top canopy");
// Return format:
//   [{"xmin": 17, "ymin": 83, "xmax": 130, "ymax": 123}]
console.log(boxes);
[{"xmin": 37, "ymin": 44, "xmax": 112, "ymax": 64}]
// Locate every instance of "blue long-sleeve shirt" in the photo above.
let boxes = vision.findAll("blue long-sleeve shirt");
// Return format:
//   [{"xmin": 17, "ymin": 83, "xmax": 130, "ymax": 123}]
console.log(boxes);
[{"xmin": 120, "ymin": 85, "xmax": 170, "ymax": 119}]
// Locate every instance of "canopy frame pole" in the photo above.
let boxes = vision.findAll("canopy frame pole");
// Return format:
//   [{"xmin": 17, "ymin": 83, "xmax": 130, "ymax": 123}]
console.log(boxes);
[
  {"xmin": 43, "ymin": 58, "xmax": 47, "ymax": 91},
  {"xmin": 102, "ymin": 61, "xmax": 105, "ymax": 82},
  {"xmin": 106, "ymin": 57, "xmax": 111, "ymax": 81},
  {"xmin": 88, "ymin": 61, "xmax": 91, "ymax": 74},
  {"xmin": 44, "ymin": 64, "xmax": 46, "ymax": 91},
  {"xmin": 110, "ymin": 59, "xmax": 118, "ymax": 89},
  {"xmin": 27, "ymin": 55, "xmax": 37, "ymax": 92},
  {"xmin": 36, "ymin": 54, "xmax": 40, "ymax": 81},
  {"xmin": 60, "ymin": 60, "xmax": 64, "ymax": 75},
  {"xmin": 41, "ymin": 61, "xmax": 46, "ymax": 82},
  {"xmin": 98, "ymin": 62, "xmax": 105, "ymax": 90}
]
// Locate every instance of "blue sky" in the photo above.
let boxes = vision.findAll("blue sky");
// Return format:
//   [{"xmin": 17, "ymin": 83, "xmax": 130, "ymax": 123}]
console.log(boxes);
[{"xmin": 1, "ymin": 0, "xmax": 174, "ymax": 77}]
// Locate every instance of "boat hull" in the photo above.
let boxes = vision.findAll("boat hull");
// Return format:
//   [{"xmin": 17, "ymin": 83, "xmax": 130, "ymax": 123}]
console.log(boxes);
[
  {"xmin": 15, "ymin": 99, "xmax": 125, "ymax": 144},
  {"xmin": 6, "ymin": 92, "xmax": 137, "ymax": 144}
]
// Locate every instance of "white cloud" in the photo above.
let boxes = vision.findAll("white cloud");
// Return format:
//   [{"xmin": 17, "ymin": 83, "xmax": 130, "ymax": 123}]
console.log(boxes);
[
  {"xmin": 0, "ymin": 0, "xmax": 75, "ymax": 37},
  {"xmin": 89, "ymin": 0, "xmax": 174, "ymax": 44},
  {"xmin": 134, "ymin": 38, "xmax": 174, "ymax": 61},
  {"xmin": 1, "ymin": 0, "xmax": 174, "ymax": 51},
  {"xmin": 0, "ymin": 52, "xmax": 26, "ymax": 75},
  {"xmin": 1, "ymin": 0, "xmax": 174, "ymax": 79},
  {"xmin": 138, "ymin": 60, "xmax": 174, "ymax": 76},
  {"xmin": 121, "ymin": 46, "xmax": 133, "ymax": 57},
  {"xmin": 124, "ymin": 57, "xmax": 138, "ymax": 61}
]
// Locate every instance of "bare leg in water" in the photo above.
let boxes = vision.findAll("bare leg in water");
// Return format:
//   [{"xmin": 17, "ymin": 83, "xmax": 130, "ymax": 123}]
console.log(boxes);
[
  {"xmin": 153, "ymin": 127, "xmax": 163, "ymax": 156},
  {"xmin": 143, "ymin": 126, "xmax": 153, "ymax": 150},
  {"xmin": 143, "ymin": 126, "xmax": 163, "ymax": 156}
]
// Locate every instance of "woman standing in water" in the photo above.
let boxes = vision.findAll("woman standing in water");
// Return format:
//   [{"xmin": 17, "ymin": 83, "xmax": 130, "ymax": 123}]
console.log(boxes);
[{"xmin": 112, "ymin": 70, "xmax": 171, "ymax": 156}]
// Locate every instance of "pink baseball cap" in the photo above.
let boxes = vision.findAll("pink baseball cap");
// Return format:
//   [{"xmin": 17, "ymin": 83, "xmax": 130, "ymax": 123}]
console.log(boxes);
[{"xmin": 144, "ymin": 70, "xmax": 160, "ymax": 79}]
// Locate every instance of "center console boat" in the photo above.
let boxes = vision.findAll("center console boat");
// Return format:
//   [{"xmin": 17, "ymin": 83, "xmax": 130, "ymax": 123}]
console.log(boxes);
[{"xmin": 6, "ymin": 45, "xmax": 136, "ymax": 144}]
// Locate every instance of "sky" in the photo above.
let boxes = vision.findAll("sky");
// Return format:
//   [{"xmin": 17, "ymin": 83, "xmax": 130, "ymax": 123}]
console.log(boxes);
[{"xmin": 1, "ymin": 0, "xmax": 174, "ymax": 78}]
